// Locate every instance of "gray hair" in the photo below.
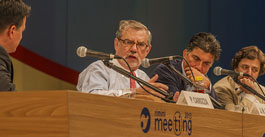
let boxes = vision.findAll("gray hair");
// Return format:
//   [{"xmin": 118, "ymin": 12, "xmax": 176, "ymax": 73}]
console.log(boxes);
[{"xmin": 115, "ymin": 20, "xmax": 152, "ymax": 45}]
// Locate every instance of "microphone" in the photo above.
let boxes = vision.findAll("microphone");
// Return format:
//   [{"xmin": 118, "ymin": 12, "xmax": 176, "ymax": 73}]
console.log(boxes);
[
  {"xmin": 141, "ymin": 55, "xmax": 181, "ymax": 68},
  {"xmin": 76, "ymin": 46, "xmax": 122, "ymax": 59},
  {"xmin": 165, "ymin": 63, "xmax": 224, "ymax": 109},
  {"xmin": 213, "ymin": 66, "xmax": 249, "ymax": 77}
]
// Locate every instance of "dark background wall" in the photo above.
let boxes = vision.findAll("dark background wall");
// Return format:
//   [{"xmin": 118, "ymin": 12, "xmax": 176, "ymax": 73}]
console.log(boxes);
[{"xmin": 22, "ymin": 0, "xmax": 265, "ymax": 85}]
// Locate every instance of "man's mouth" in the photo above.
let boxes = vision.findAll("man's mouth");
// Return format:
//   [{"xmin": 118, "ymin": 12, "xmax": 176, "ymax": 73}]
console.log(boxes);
[{"xmin": 127, "ymin": 55, "xmax": 137, "ymax": 60}]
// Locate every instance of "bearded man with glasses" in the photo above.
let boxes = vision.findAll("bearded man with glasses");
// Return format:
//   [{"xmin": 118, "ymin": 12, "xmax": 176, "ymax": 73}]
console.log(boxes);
[{"xmin": 77, "ymin": 20, "xmax": 169, "ymax": 101}]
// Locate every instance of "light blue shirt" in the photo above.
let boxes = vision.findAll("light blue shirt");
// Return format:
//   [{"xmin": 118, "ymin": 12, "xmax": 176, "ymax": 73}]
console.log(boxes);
[{"xmin": 77, "ymin": 59, "xmax": 150, "ymax": 96}]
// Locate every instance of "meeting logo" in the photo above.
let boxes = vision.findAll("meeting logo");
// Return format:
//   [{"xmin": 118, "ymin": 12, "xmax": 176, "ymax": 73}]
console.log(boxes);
[
  {"xmin": 140, "ymin": 107, "xmax": 151, "ymax": 133},
  {"xmin": 140, "ymin": 107, "xmax": 192, "ymax": 136}
]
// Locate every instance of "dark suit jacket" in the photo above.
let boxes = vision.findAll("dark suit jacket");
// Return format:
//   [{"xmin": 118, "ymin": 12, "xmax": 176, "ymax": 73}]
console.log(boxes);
[
  {"xmin": 151, "ymin": 59, "xmax": 218, "ymax": 100},
  {"xmin": 0, "ymin": 45, "xmax": 15, "ymax": 91}
]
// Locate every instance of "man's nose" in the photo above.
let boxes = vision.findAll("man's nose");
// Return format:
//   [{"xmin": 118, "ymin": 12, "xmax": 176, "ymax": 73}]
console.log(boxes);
[
  {"xmin": 130, "ymin": 43, "xmax": 138, "ymax": 51},
  {"xmin": 195, "ymin": 62, "xmax": 203, "ymax": 72},
  {"xmin": 245, "ymin": 68, "xmax": 252, "ymax": 76}
]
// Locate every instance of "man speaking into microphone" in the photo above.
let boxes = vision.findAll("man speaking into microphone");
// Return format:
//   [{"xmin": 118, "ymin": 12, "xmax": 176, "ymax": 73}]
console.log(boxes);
[
  {"xmin": 77, "ymin": 20, "xmax": 169, "ymax": 100},
  {"xmin": 214, "ymin": 46, "xmax": 265, "ymax": 112},
  {"xmin": 151, "ymin": 32, "xmax": 222, "ymax": 101}
]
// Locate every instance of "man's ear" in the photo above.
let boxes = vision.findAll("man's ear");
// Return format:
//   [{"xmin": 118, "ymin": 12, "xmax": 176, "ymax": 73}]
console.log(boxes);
[
  {"xmin": 114, "ymin": 38, "xmax": 119, "ymax": 51},
  {"xmin": 8, "ymin": 25, "xmax": 16, "ymax": 39},
  {"xmin": 145, "ymin": 45, "xmax": 152, "ymax": 55},
  {"xmin": 183, "ymin": 49, "xmax": 187, "ymax": 57}
]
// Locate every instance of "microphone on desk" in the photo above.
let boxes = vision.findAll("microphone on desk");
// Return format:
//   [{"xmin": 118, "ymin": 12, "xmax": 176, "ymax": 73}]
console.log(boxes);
[
  {"xmin": 141, "ymin": 55, "xmax": 182, "ymax": 68},
  {"xmin": 76, "ymin": 46, "xmax": 123, "ymax": 59},
  {"xmin": 213, "ymin": 66, "xmax": 250, "ymax": 77}
]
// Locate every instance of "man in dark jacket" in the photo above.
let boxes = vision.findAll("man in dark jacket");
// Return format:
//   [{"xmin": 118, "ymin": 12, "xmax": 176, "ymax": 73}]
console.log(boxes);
[
  {"xmin": 152, "ymin": 32, "xmax": 222, "ymax": 101},
  {"xmin": 0, "ymin": 0, "xmax": 31, "ymax": 91}
]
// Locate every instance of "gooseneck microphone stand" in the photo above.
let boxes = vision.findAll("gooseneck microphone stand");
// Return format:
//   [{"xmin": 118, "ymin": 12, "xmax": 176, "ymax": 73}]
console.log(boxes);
[
  {"xmin": 102, "ymin": 60, "xmax": 175, "ymax": 103},
  {"xmin": 163, "ymin": 62, "xmax": 225, "ymax": 109},
  {"xmin": 232, "ymin": 76, "xmax": 265, "ymax": 101}
]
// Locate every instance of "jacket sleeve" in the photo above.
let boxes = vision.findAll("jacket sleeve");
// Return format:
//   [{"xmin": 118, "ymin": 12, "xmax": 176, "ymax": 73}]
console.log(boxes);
[
  {"xmin": 0, "ymin": 55, "xmax": 15, "ymax": 91},
  {"xmin": 151, "ymin": 64, "xmax": 183, "ymax": 94}
]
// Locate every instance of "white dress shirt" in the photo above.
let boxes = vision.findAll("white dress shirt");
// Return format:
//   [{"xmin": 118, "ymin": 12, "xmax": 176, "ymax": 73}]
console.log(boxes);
[{"xmin": 77, "ymin": 59, "xmax": 150, "ymax": 96}]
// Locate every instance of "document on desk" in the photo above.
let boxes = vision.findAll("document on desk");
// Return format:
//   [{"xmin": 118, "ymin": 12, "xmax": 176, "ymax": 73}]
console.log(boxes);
[{"xmin": 176, "ymin": 90, "xmax": 214, "ymax": 109}]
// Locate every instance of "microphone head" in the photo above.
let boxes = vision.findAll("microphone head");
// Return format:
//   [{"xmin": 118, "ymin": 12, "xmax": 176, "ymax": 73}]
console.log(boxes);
[
  {"xmin": 141, "ymin": 58, "xmax": 150, "ymax": 68},
  {"xmin": 213, "ymin": 66, "xmax": 222, "ymax": 76},
  {"xmin": 77, "ymin": 46, "xmax": 87, "ymax": 57}
]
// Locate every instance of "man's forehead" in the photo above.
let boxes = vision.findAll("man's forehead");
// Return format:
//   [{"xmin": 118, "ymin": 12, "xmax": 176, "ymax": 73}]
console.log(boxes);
[
  {"xmin": 189, "ymin": 48, "xmax": 214, "ymax": 62},
  {"xmin": 239, "ymin": 58, "xmax": 260, "ymax": 68},
  {"xmin": 122, "ymin": 29, "xmax": 148, "ymax": 40}
]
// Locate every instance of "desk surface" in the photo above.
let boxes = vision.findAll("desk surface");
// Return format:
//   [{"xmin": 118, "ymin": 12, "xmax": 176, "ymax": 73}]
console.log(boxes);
[{"xmin": 0, "ymin": 90, "xmax": 263, "ymax": 137}]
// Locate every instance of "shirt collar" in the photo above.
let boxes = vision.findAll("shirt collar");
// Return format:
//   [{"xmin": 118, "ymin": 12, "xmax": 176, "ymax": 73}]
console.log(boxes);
[
  {"xmin": 112, "ymin": 59, "xmax": 124, "ymax": 69},
  {"xmin": 181, "ymin": 61, "xmax": 187, "ymax": 76},
  {"xmin": 112, "ymin": 59, "xmax": 138, "ymax": 76}
]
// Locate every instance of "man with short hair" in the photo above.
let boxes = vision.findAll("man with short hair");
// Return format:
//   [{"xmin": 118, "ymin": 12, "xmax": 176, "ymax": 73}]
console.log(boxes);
[
  {"xmin": 151, "ymin": 32, "xmax": 222, "ymax": 100},
  {"xmin": 0, "ymin": 0, "xmax": 31, "ymax": 91},
  {"xmin": 77, "ymin": 20, "xmax": 168, "ymax": 99},
  {"xmin": 214, "ymin": 46, "xmax": 265, "ymax": 112}
]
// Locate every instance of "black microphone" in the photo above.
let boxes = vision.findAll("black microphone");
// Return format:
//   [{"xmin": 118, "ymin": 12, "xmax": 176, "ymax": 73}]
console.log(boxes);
[
  {"xmin": 213, "ymin": 66, "xmax": 249, "ymax": 77},
  {"xmin": 76, "ymin": 46, "xmax": 122, "ymax": 59},
  {"xmin": 141, "ymin": 55, "xmax": 181, "ymax": 68},
  {"xmin": 165, "ymin": 63, "xmax": 224, "ymax": 109}
]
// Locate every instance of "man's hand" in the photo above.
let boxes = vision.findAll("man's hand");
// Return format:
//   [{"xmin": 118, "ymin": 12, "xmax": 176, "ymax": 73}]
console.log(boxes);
[
  {"xmin": 184, "ymin": 67, "xmax": 210, "ymax": 90},
  {"xmin": 238, "ymin": 76, "xmax": 255, "ymax": 94},
  {"xmin": 173, "ymin": 92, "xmax": 180, "ymax": 102},
  {"xmin": 136, "ymin": 74, "xmax": 168, "ymax": 98}
]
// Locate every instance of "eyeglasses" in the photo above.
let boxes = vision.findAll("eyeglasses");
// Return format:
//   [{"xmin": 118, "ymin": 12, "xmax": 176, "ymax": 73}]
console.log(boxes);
[{"xmin": 117, "ymin": 38, "xmax": 148, "ymax": 50}]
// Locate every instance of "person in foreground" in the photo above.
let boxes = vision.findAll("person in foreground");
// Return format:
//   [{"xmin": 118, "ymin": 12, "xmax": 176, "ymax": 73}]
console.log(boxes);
[
  {"xmin": 0, "ymin": 0, "xmax": 31, "ymax": 91},
  {"xmin": 214, "ymin": 46, "xmax": 265, "ymax": 113},
  {"xmin": 77, "ymin": 20, "xmax": 169, "ymax": 101},
  {"xmin": 151, "ymin": 32, "xmax": 222, "ymax": 101}
]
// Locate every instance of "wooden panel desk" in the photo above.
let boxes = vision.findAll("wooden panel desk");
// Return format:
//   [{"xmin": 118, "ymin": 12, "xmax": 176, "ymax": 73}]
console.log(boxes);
[
  {"xmin": 243, "ymin": 113, "xmax": 265, "ymax": 137},
  {"xmin": 0, "ymin": 90, "xmax": 263, "ymax": 137}
]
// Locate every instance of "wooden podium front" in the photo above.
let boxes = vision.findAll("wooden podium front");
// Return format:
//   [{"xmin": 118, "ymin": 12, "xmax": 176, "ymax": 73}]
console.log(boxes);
[{"xmin": 0, "ymin": 90, "xmax": 264, "ymax": 137}]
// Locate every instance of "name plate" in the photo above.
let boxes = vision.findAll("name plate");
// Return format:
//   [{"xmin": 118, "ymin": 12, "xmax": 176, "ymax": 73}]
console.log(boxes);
[
  {"xmin": 176, "ymin": 90, "xmax": 214, "ymax": 109},
  {"xmin": 250, "ymin": 103, "xmax": 265, "ymax": 116}
]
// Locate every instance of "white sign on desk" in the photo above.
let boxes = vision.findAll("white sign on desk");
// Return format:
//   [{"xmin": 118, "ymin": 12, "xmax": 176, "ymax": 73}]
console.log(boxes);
[
  {"xmin": 250, "ymin": 103, "xmax": 265, "ymax": 116},
  {"xmin": 176, "ymin": 91, "xmax": 214, "ymax": 109}
]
